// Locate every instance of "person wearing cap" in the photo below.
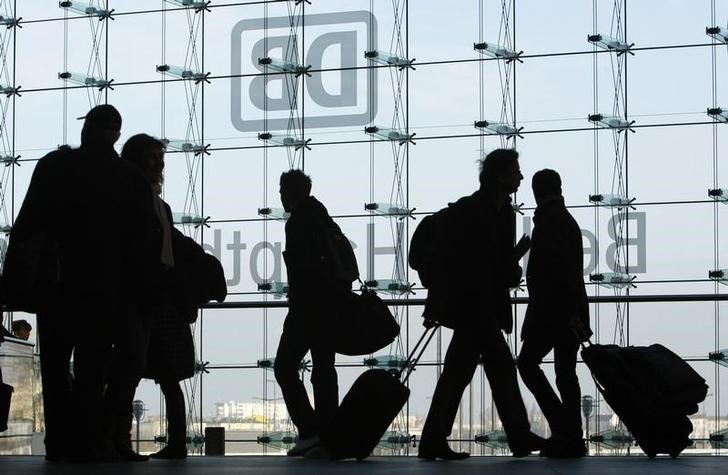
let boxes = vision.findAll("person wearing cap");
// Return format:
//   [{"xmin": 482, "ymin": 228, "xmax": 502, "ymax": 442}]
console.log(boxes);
[
  {"xmin": 517, "ymin": 169, "xmax": 592, "ymax": 458},
  {"xmin": 4, "ymin": 104, "xmax": 156, "ymax": 462}
]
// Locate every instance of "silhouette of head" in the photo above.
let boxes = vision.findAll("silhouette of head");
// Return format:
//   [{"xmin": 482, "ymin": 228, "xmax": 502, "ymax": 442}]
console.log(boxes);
[
  {"xmin": 121, "ymin": 134, "xmax": 166, "ymax": 194},
  {"xmin": 479, "ymin": 148, "xmax": 523, "ymax": 194},
  {"xmin": 531, "ymin": 169, "xmax": 562, "ymax": 204},
  {"xmin": 80, "ymin": 104, "xmax": 122, "ymax": 147},
  {"xmin": 11, "ymin": 319, "xmax": 32, "ymax": 341},
  {"xmin": 280, "ymin": 169, "xmax": 312, "ymax": 212}
]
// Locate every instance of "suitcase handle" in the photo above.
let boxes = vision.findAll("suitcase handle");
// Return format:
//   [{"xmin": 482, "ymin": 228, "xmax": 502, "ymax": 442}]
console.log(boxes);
[{"xmin": 400, "ymin": 325, "xmax": 439, "ymax": 384}]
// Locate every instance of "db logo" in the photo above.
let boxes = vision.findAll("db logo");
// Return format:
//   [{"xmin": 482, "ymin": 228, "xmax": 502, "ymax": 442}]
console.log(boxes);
[{"xmin": 231, "ymin": 11, "xmax": 378, "ymax": 132}]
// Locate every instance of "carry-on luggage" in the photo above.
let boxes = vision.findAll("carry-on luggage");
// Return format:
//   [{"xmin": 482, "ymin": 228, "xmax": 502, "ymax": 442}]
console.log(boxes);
[
  {"xmin": 320, "ymin": 325, "xmax": 438, "ymax": 460},
  {"xmin": 581, "ymin": 342, "xmax": 708, "ymax": 458}
]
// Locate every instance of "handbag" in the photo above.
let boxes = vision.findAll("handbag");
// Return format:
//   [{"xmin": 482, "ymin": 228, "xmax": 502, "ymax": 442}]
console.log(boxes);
[{"xmin": 335, "ymin": 289, "xmax": 400, "ymax": 356}]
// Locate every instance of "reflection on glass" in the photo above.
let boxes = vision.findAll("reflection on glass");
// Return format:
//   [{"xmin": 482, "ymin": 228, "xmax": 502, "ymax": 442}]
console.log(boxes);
[
  {"xmin": 589, "ymin": 193, "xmax": 636, "ymax": 209},
  {"xmin": 58, "ymin": 72, "xmax": 112, "ymax": 89},
  {"xmin": 365, "ymin": 50, "xmax": 415, "ymax": 69},
  {"xmin": 365, "ymin": 126, "xmax": 415, "ymax": 144},
  {"xmin": 59, "ymin": 1, "xmax": 111, "ymax": 18},
  {"xmin": 588, "ymin": 33, "xmax": 633, "ymax": 54},
  {"xmin": 474, "ymin": 42, "xmax": 522, "ymax": 62},
  {"xmin": 590, "ymin": 272, "xmax": 636, "ymax": 289},
  {"xmin": 365, "ymin": 202, "xmax": 413, "ymax": 218},
  {"xmin": 258, "ymin": 57, "xmax": 310, "ymax": 77},
  {"xmin": 365, "ymin": 279, "xmax": 414, "ymax": 295},
  {"xmin": 258, "ymin": 207, "xmax": 290, "ymax": 221},
  {"xmin": 475, "ymin": 430, "xmax": 509, "ymax": 449}
]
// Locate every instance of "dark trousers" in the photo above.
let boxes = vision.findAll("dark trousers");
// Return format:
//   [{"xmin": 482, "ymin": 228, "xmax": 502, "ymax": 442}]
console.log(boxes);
[
  {"xmin": 274, "ymin": 308, "xmax": 338, "ymax": 440},
  {"xmin": 421, "ymin": 318, "xmax": 530, "ymax": 446},
  {"xmin": 102, "ymin": 308, "xmax": 153, "ymax": 448},
  {"xmin": 37, "ymin": 303, "xmax": 113, "ymax": 457},
  {"xmin": 517, "ymin": 331, "xmax": 582, "ymax": 439},
  {"xmin": 159, "ymin": 380, "xmax": 186, "ymax": 447}
]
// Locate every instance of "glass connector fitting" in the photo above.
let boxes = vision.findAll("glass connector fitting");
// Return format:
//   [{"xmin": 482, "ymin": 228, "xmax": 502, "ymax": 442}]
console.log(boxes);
[
  {"xmin": 257, "ymin": 432, "xmax": 297, "ymax": 450},
  {"xmin": 58, "ymin": 72, "xmax": 112, "ymax": 89},
  {"xmin": 257, "ymin": 357, "xmax": 307, "ymax": 371},
  {"xmin": 590, "ymin": 272, "xmax": 636, "ymax": 289},
  {"xmin": 473, "ymin": 42, "xmax": 522, "ymax": 62},
  {"xmin": 257, "ymin": 133, "xmax": 311, "ymax": 150},
  {"xmin": 708, "ymin": 107, "xmax": 728, "ymax": 123},
  {"xmin": 709, "ymin": 348, "xmax": 728, "ymax": 368},
  {"xmin": 365, "ymin": 202, "xmax": 413, "ymax": 218},
  {"xmin": 0, "ymin": 15, "xmax": 19, "ymax": 28},
  {"xmin": 588, "ymin": 34, "xmax": 633, "ymax": 54},
  {"xmin": 59, "ymin": 1, "xmax": 112, "ymax": 18},
  {"xmin": 364, "ymin": 355, "xmax": 408, "ymax": 371},
  {"xmin": 165, "ymin": 0, "xmax": 208, "ymax": 8},
  {"xmin": 474, "ymin": 120, "xmax": 523, "ymax": 138},
  {"xmin": 589, "ymin": 429, "xmax": 633, "ymax": 449},
  {"xmin": 475, "ymin": 430, "xmax": 509, "ymax": 449},
  {"xmin": 163, "ymin": 139, "xmax": 207, "ymax": 154},
  {"xmin": 709, "ymin": 188, "xmax": 728, "ymax": 203},
  {"xmin": 377, "ymin": 431, "xmax": 412, "ymax": 449},
  {"xmin": 589, "ymin": 194, "xmax": 636, "ymax": 209},
  {"xmin": 365, "ymin": 279, "xmax": 414, "ymax": 295},
  {"xmin": 365, "ymin": 50, "xmax": 415, "ymax": 69},
  {"xmin": 258, "ymin": 281, "xmax": 289, "ymax": 299},
  {"xmin": 710, "ymin": 428, "xmax": 728, "ymax": 449},
  {"xmin": 365, "ymin": 126, "xmax": 415, "ymax": 144},
  {"xmin": 258, "ymin": 207, "xmax": 290, "ymax": 221},
  {"xmin": 172, "ymin": 212, "xmax": 206, "ymax": 225},
  {"xmin": 0, "ymin": 223, "xmax": 11, "ymax": 233},
  {"xmin": 709, "ymin": 269, "xmax": 728, "ymax": 285},
  {"xmin": 588, "ymin": 114, "xmax": 635, "ymax": 131},
  {"xmin": 258, "ymin": 57, "xmax": 311, "ymax": 76},
  {"xmin": 707, "ymin": 26, "xmax": 728, "ymax": 44},
  {"xmin": 156, "ymin": 64, "xmax": 206, "ymax": 82},
  {"xmin": 0, "ymin": 155, "xmax": 18, "ymax": 166}
]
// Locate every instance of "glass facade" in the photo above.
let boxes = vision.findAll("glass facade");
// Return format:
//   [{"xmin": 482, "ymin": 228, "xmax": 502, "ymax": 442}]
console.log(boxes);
[{"xmin": 1, "ymin": 0, "xmax": 727, "ymax": 456}]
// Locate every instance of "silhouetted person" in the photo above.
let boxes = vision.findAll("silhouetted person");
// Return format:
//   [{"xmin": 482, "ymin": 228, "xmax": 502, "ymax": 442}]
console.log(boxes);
[
  {"xmin": 517, "ymin": 169, "xmax": 592, "ymax": 457},
  {"xmin": 274, "ymin": 170, "xmax": 345, "ymax": 457},
  {"xmin": 6, "ymin": 105, "xmax": 155, "ymax": 462},
  {"xmin": 102, "ymin": 134, "xmax": 175, "ymax": 462},
  {"xmin": 419, "ymin": 148, "xmax": 543, "ymax": 460},
  {"xmin": 11, "ymin": 319, "xmax": 32, "ymax": 341}
]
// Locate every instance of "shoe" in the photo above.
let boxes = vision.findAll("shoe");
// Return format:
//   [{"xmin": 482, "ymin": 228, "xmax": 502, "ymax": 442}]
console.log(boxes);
[
  {"xmin": 115, "ymin": 445, "xmax": 149, "ymax": 462},
  {"xmin": 417, "ymin": 441, "xmax": 470, "ymax": 461},
  {"xmin": 539, "ymin": 437, "xmax": 586, "ymax": 458},
  {"xmin": 287, "ymin": 436, "xmax": 320, "ymax": 457},
  {"xmin": 509, "ymin": 431, "xmax": 546, "ymax": 458},
  {"xmin": 150, "ymin": 445, "xmax": 188, "ymax": 460}
]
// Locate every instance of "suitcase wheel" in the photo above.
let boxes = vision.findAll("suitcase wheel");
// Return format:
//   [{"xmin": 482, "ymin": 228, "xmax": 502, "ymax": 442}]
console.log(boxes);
[{"xmin": 669, "ymin": 452, "xmax": 680, "ymax": 459}]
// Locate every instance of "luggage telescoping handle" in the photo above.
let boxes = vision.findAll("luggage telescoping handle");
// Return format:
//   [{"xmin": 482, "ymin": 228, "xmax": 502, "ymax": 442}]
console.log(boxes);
[{"xmin": 400, "ymin": 325, "xmax": 439, "ymax": 384}]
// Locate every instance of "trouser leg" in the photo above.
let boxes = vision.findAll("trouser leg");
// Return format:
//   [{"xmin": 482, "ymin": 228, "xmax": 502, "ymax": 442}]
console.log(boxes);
[
  {"xmin": 160, "ymin": 380, "xmax": 186, "ymax": 447},
  {"xmin": 517, "ymin": 335, "xmax": 564, "ymax": 436},
  {"xmin": 421, "ymin": 328, "xmax": 480, "ymax": 445},
  {"xmin": 553, "ymin": 337, "xmax": 582, "ymax": 439},
  {"xmin": 480, "ymin": 321, "xmax": 530, "ymax": 439},
  {"xmin": 274, "ymin": 312, "xmax": 317, "ymax": 438},
  {"xmin": 37, "ymin": 312, "xmax": 74, "ymax": 457},
  {"xmin": 309, "ymin": 341, "xmax": 338, "ymax": 435}
]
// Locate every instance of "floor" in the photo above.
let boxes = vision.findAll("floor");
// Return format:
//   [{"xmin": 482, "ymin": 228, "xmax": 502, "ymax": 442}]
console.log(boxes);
[{"xmin": 0, "ymin": 455, "xmax": 726, "ymax": 475}]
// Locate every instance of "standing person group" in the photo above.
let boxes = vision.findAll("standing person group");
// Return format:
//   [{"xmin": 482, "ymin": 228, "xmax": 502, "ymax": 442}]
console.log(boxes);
[{"xmin": 1, "ymin": 105, "xmax": 225, "ymax": 463}]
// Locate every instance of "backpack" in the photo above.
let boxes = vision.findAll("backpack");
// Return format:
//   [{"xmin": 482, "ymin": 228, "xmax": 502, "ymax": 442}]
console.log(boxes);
[
  {"xmin": 321, "ymin": 221, "xmax": 360, "ymax": 285},
  {"xmin": 408, "ymin": 207, "xmax": 450, "ymax": 288}
]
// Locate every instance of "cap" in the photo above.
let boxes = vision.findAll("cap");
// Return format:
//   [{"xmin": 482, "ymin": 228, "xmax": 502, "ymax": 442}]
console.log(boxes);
[{"xmin": 77, "ymin": 104, "xmax": 122, "ymax": 131}]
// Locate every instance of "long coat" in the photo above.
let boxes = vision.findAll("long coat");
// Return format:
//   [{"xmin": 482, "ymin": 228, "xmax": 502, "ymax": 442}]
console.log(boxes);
[{"xmin": 521, "ymin": 198, "xmax": 591, "ymax": 341}]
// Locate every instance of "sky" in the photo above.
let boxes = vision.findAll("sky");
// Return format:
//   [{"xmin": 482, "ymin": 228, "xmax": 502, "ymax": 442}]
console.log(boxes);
[{"xmin": 2, "ymin": 0, "xmax": 728, "ymax": 429}]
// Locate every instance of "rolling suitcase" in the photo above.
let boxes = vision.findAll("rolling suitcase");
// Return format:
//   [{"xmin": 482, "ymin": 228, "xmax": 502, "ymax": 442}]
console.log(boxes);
[
  {"xmin": 581, "ymin": 342, "xmax": 708, "ymax": 458},
  {"xmin": 320, "ymin": 325, "xmax": 438, "ymax": 460}
]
